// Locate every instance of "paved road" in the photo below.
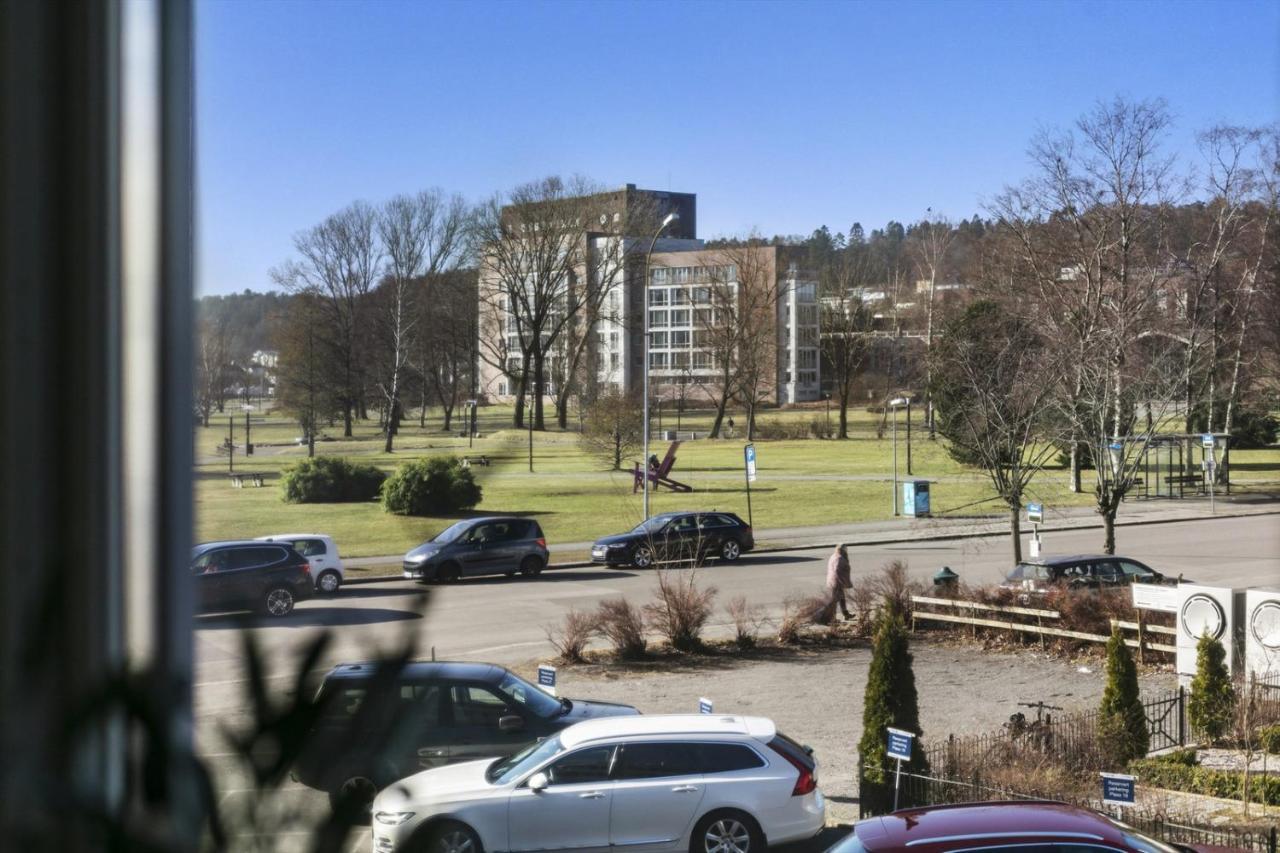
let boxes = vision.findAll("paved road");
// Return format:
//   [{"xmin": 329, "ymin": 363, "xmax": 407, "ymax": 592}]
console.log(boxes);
[{"xmin": 194, "ymin": 514, "xmax": 1279, "ymax": 850}]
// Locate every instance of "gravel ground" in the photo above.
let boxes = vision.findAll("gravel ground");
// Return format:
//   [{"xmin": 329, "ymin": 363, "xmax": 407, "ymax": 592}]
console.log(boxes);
[{"xmin": 522, "ymin": 639, "xmax": 1177, "ymax": 824}]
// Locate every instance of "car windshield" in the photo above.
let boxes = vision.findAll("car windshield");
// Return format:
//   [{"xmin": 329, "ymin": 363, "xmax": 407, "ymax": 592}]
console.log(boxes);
[
  {"xmin": 431, "ymin": 521, "xmax": 472, "ymax": 544},
  {"xmin": 486, "ymin": 734, "xmax": 563, "ymax": 785},
  {"xmin": 630, "ymin": 515, "xmax": 674, "ymax": 534},
  {"xmin": 497, "ymin": 671, "xmax": 563, "ymax": 718}
]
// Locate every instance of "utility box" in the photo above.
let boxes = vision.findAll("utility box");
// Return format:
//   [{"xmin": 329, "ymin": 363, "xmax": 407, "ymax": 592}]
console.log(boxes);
[
  {"xmin": 664, "ymin": 430, "xmax": 677, "ymax": 441},
  {"xmin": 903, "ymin": 480, "xmax": 931, "ymax": 518}
]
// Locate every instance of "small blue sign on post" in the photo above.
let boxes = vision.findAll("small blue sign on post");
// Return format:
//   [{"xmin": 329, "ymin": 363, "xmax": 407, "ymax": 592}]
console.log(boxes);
[
  {"xmin": 1201, "ymin": 433, "xmax": 1215, "ymax": 449},
  {"xmin": 537, "ymin": 664, "xmax": 557, "ymax": 696},
  {"xmin": 744, "ymin": 444, "xmax": 757, "ymax": 483},
  {"xmin": 886, "ymin": 727, "xmax": 914, "ymax": 761},
  {"xmin": 699, "ymin": 697, "xmax": 713, "ymax": 715},
  {"xmin": 1101, "ymin": 772, "xmax": 1136, "ymax": 806},
  {"xmin": 1026, "ymin": 502, "xmax": 1043, "ymax": 525}
]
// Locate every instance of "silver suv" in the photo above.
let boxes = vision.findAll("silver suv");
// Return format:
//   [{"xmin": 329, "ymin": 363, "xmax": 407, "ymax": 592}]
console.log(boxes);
[{"xmin": 403, "ymin": 517, "xmax": 549, "ymax": 582}]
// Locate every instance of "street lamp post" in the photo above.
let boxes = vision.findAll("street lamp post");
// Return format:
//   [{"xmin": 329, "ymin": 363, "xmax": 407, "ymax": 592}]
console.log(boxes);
[
  {"xmin": 527, "ymin": 396, "xmax": 534, "ymax": 473},
  {"xmin": 890, "ymin": 397, "xmax": 908, "ymax": 516},
  {"xmin": 642, "ymin": 211, "xmax": 679, "ymax": 520}
]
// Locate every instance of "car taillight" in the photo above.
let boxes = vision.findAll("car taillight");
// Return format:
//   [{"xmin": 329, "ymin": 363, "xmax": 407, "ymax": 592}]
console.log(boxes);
[
  {"xmin": 776, "ymin": 748, "xmax": 816, "ymax": 796},
  {"xmin": 536, "ymin": 538, "xmax": 546, "ymax": 549},
  {"xmin": 301, "ymin": 561, "xmax": 312, "ymax": 575}
]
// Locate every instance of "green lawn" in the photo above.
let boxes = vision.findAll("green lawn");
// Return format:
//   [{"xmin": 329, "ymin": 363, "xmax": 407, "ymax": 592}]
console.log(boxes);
[{"xmin": 193, "ymin": 405, "xmax": 1280, "ymax": 557}]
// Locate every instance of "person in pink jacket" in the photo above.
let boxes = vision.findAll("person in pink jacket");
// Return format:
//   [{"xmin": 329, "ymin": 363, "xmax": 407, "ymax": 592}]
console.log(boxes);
[{"xmin": 826, "ymin": 543, "xmax": 853, "ymax": 620}]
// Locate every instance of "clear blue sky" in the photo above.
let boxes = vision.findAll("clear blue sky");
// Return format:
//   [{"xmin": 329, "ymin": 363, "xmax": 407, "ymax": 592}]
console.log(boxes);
[{"xmin": 196, "ymin": 0, "xmax": 1279, "ymax": 295}]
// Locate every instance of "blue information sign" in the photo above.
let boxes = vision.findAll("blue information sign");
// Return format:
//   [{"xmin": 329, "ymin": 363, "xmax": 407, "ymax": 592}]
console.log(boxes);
[
  {"xmin": 699, "ymin": 697, "xmax": 713, "ymax": 714},
  {"xmin": 1026, "ymin": 502, "xmax": 1043, "ymax": 524},
  {"xmin": 886, "ymin": 727, "xmax": 914, "ymax": 762},
  {"xmin": 744, "ymin": 445, "xmax": 757, "ymax": 483},
  {"xmin": 537, "ymin": 664, "xmax": 557, "ymax": 694},
  {"xmin": 1201, "ymin": 433, "xmax": 1215, "ymax": 448},
  {"xmin": 1101, "ymin": 773, "xmax": 1136, "ymax": 806}
]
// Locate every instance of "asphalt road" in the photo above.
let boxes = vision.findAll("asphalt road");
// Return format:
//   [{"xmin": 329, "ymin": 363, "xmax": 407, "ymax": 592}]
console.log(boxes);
[{"xmin": 194, "ymin": 513, "xmax": 1279, "ymax": 851}]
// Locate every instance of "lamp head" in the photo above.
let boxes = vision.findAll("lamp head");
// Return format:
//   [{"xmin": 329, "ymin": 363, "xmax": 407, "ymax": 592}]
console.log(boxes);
[{"xmin": 661, "ymin": 212, "xmax": 679, "ymax": 229}]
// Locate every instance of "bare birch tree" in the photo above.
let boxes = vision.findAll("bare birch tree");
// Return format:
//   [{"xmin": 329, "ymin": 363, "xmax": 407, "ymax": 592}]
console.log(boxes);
[
  {"xmin": 910, "ymin": 215, "xmax": 956, "ymax": 437},
  {"xmin": 819, "ymin": 245, "xmax": 875, "ymax": 438}
]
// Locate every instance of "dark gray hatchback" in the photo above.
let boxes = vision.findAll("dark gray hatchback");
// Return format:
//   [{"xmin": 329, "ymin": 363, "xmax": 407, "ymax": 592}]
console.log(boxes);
[{"xmin": 402, "ymin": 516, "xmax": 549, "ymax": 582}]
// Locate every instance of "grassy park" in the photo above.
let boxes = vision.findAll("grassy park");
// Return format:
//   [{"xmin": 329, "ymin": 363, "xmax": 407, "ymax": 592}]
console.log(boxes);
[{"xmin": 193, "ymin": 404, "xmax": 1280, "ymax": 558}]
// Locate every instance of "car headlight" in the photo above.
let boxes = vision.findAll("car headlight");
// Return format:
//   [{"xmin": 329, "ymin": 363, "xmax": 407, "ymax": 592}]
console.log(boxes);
[
  {"xmin": 374, "ymin": 811, "xmax": 416, "ymax": 826},
  {"xmin": 607, "ymin": 543, "xmax": 626, "ymax": 550}
]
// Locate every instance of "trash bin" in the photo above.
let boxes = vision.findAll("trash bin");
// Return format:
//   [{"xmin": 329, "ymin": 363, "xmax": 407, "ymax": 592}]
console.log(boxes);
[
  {"xmin": 903, "ymin": 480, "xmax": 931, "ymax": 517},
  {"xmin": 933, "ymin": 566, "xmax": 959, "ymax": 589}
]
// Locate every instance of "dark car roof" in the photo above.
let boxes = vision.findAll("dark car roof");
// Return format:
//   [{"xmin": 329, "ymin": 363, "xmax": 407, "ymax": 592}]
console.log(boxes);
[
  {"xmin": 323, "ymin": 661, "xmax": 504, "ymax": 684},
  {"xmin": 1021, "ymin": 554, "xmax": 1134, "ymax": 567},
  {"xmin": 857, "ymin": 801, "xmax": 1129, "ymax": 851},
  {"xmin": 192, "ymin": 539, "xmax": 290, "ymax": 555},
  {"xmin": 452, "ymin": 516, "xmax": 538, "ymax": 526}
]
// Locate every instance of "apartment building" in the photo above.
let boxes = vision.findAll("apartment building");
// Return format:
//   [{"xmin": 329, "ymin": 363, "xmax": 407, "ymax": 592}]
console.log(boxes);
[{"xmin": 477, "ymin": 185, "xmax": 821, "ymax": 407}]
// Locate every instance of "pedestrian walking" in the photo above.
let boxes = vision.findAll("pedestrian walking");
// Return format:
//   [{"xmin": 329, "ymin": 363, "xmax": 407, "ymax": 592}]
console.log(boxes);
[{"xmin": 826, "ymin": 544, "xmax": 853, "ymax": 620}]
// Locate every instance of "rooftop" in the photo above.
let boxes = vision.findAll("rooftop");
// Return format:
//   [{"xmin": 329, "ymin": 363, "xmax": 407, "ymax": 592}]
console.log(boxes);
[{"xmin": 561, "ymin": 714, "xmax": 775, "ymax": 749}]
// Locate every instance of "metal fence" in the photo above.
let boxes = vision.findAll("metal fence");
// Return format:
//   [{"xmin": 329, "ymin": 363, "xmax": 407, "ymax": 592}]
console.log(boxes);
[{"xmin": 857, "ymin": 766, "xmax": 1279, "ymax": 853}]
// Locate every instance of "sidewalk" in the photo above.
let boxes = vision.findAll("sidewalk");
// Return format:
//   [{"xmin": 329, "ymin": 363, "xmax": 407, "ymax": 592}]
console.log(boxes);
[{"xmin": 343, "ymin": 493, "xmax": 1280, "ymax": 572}]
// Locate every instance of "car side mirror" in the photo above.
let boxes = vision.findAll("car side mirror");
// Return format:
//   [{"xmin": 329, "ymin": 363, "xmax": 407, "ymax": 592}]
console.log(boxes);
[
  {"xmin": 499, "ymin": 714, "xmax": 524, "ymax": 733},
  {"xmin": 527, "ymin": 771, "xmax": 549, "ymax": 793}
]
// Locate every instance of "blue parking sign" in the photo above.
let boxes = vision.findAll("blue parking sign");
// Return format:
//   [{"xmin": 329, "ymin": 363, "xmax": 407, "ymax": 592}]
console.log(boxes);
[
  {"xmin": 537, "ymin": 664, "xmax": 557, "ymax": 695},
  {"xmin": 699, "ymin": 697, "xmax": 713, "ymax": 714},
  {"xmin": 886, "ymin": 727, "xmax": 914, "ymax": 762},
  {"xmin": 1101, "ymin": 773, "xmax": 1135, "ymax": 806}
]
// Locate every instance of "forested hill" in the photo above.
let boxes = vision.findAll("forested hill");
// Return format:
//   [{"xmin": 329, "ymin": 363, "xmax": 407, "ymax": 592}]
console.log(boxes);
[{"xmin": 197, "ymin": 290, "xmax": 292, "ymax": 357}]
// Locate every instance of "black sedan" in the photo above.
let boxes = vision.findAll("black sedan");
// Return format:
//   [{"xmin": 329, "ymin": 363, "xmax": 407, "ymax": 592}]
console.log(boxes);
[
  {"xmin": 999, "ymin": 554, "xmax": 1178, "ymax": 596},
  {"xmin": 590, "ymin": 511, "xmax": 755, "ymax": 568}
]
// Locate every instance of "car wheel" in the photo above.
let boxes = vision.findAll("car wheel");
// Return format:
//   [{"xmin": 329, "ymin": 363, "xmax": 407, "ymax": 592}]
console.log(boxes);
[
  {"xmin": 632, "ymin": 545, "xmax": 654, "ymax": 569},
  {"xmin": 520, "ymin": 556, "xmax": 543, "ymax": 577},
  {"xmin": 720, "ymin": 539, "xmax": 742, "ymax": 562},
  {"xmin": 438, "ymin": 562, "xmax": 461, "ymax": 583},
  {"xmin": 262, "ymin": 586, "xmax": 295, "ymax": 617},
  {"xmin": 426, "ymin": 820, "xmax": 483, "ymax": 853},
  {"xmin": 691, "ymin": 810, "xmax": 762, "ymax": 853},
  {"xmin": 317, "ymin": 570, "xmax": 341, "ymax": 595},
  {"xmin": 329, "ymin": 774, "xmax": 377, "ymax": 823}
]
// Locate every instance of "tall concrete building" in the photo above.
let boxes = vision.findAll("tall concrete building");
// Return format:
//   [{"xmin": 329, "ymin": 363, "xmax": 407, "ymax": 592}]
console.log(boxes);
[{"xmin": 476, "ymin": 184, "xmax": 821, "ymax": 409}]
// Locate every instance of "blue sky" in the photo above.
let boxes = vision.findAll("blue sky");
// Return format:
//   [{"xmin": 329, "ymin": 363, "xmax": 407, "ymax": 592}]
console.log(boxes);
[{"xmin": 196, "ymin": 0, "xmax": 1279, "ymax": 295}]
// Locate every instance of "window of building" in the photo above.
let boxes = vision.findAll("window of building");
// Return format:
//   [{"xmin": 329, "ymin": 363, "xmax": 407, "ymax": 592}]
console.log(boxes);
[
  {"xmin": 610, "ymin": 353, "xmax": 619, "ymax": 371},
  {"xmin": 650, "ymin": 331, "xmax": 668, "ymax": 348},
  {"xmin": 649, "ymin": 310, "xmax": 668, "ymax": 328},
  {"xmin": 671, "ymin": 330, "xmax": 690, "ymax": 348},
  {"xmin": 672, "ymin": 351, "xmax": 689, "ymax": 367},
  {"xmin": 692, "ymin": 287, "xmax": 710, "ymax": 304},
  {"xmin": 670, "ymin": 309, "xmax": 690, "ymax": 326},
  {"xmin": 671, "ymin": 288, "xmax": 690, "ymax": 305},
  {"xmin": 799, "ymin": 371, "xmax": 818, "ymax": 385},
  {"xmin": 692, "ymin": 351, "xmax": 711, "ymax": 370},
  {"xmin": 674, "ymin": 267, "xmax": 691, "ymax": 284},
  {"xmin": 651, "ymin": 268, "xmax": 669, "ymax": 285},
  {"xmin": 649, "ymin": 288, "xmax": 668, "ymax": 306},
  {"xmin": 649, "ymin": 352, "xmax": 668, "ymax": 369},
  {"xmin": 609, "ymin": 331, "xmax": 619, "ymax": 349},
  {"xmin": 798, "ymin": 350, "xmax": 817, "ymax": 368}
]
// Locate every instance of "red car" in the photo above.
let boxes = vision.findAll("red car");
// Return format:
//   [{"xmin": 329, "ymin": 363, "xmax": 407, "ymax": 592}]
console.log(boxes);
[{"xmin": 828, "ymin": 801, "xmax": 1245, "ymax": 853}]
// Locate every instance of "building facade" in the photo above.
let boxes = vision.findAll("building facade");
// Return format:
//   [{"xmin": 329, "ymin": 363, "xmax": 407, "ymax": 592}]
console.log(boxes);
[{"xmin": 476, "ymin": 185, "xmax": 821, "ymax": 408}]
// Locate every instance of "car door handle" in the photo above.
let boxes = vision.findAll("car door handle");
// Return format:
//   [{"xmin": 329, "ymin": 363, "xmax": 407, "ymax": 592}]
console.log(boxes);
[
  {"xmin": 671, "ymin": 785, "xmax": 698, "ymax": 793},
  {"xmin": 579, "ymin": 791, "xmax": 605, "ymax": 799},
  {"xmin": 418, "ymin": 748, "xmax": 447, "ymax": 757}
]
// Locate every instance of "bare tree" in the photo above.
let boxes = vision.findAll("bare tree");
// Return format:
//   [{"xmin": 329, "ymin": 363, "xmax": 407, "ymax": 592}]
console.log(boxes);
[
  {"xmin": 910, "ymin": 214, "xmax": 956, "ymax": 437},
  {"xmin": 273, "ymin": 292, "xmax": 341, "ymax": 456},
  {"xmin": 472, "ymin": 176, "xmax": 601, "ymax": 430},
  {"xmin": 272, "ymin": 201, "xmax": 381, "ymax": 437},
  {"xmin": 818, "ymin": 245, "xmax": 875, "ymax": 438},
  {"xmin": 194, "ymin": 312, "xmax": 232, "ymax": 427},
  {"xmin": 376, "ymin": 190, "xmax": 467, "ymax": 451},
  {"xmin": 579, "ymin": 388, "xmax": 643, "ymax": 470},
  {"xmin": 416, "ymin": 269, "xmax": 477, "ymax": 430}
]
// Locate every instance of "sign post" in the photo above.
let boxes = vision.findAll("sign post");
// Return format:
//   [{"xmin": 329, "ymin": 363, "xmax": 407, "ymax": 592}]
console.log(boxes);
[
  {"xmin": 467, "ymin": 399, "xmax": 478, "ymax": 448},
  {"xmin": 537, "ymin": 664, "xmax": 557, "ymax": 696},
  {"xmin": 698, "ymin": 697, "xmax": 713, "ymax": 715},
  {"xmin": 1026, "ymin": 502, "xmax": 1043, "ymax": 558},
  {"xmin": 743, "ymin": 443, "xmax": 756, "ymax": 527},
  {"xmin": 1101, "ymin": 772, "xmax": 1136, "ymax": 809},
  {"xmin": 886, "ymin": 727, "xmax": 915, "ymax": 811},
  {"xmin": 1201, "ymin": 433, "xmax": 1215, "ymax": 515}
]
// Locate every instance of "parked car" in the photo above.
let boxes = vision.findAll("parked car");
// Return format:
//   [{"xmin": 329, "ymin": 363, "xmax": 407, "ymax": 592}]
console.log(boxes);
[
  {"xmin": 371, "ymin": 713, "xmax": 824, "ymax": 853},
  {"xmin": 590, "ymin": 511, "xmax": 755, "ymax": 569},
  {"xmin": 403, "ymin": 517, "xmax": 548, "ymax": 582},
  {"xmin": 294, "ymin": 661, "xmax": 638, "ymax": 813},
  {"xmin": 256, "ymin": 533, "xmax": 345, "ymax": 594},
  {"xmin": 190, "ymin": 540, "xmax": 313, "ymax": 616},
  {"xmin": 828, "ymin": 800, "xmax": 1218, "ymax": 853},
  {"xmin": 999, "ymin": 554, "xmax": 1177, "ymax": 596}
]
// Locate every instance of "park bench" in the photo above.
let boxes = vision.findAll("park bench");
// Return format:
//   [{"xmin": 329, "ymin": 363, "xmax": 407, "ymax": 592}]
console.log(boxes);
[
  {"xmin": 229, "ymin": 472, "xmax": 265, "ymax": 488},
  {"xmin": 461, "ymin": 455, "xmax": 490, "ymax": 468}
]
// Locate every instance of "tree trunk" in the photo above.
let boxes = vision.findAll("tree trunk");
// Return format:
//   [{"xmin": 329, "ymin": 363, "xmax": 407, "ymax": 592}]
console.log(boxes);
[
  {"xmin": 1069, "ymin": 440, "xmax": 1081, "ymax": 493},
  {"xmin": 342, "ymin": 399, "xmax": 353, "ymax": 437},
  {"xmin": 513, "ymin": 369, "xmax": 526, "ymax": 428},
  {"xmin": 709, "ymin": 396, "xmax": 728, "ymax": 439},
  {"xmin": 442, "ymin": 404, "xmax": 453, "ymax": 431},
  {"xmin": 532, "ymin": 351, "xmax": 546, "ymax": 430},
  {"xmin": 1101, "ymin": 499, "xmax": 1118, "ymax": 555},
  {"xmin": 838, "ymin": 396, "xmax": 849, "ymax": 440},
  {"xmin": 1010, "ymin": 503, "xmax": 1023, "ymax": 564},
  {"xmin": 419, "ymin": 383, "xmax": 427, "ymax": 428}
]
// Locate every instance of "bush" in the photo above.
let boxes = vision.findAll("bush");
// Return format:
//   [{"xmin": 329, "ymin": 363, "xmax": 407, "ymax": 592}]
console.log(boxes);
[
  {"xmin": 1129, "ymin": 754, "xmax": 1280, "ymax": 805},
  {"xmin": 873, "ymin": 560, "xmax": 921, "ymax": 618},
  {"xmin": 1098, "ymin": 627, "xmax": 1149, "ymax": 764},
  {"xmin": 381, "ymin": 456, "xmax": 482, "ymax": 516},
  {"xmin": 279, "ymin": 456, "xmax": 386, "ymax": 503},
  {"xmin": 725, "ymin": 596, "xmax": 765, "ymax": 649},
  {"xmin": 595, "ymin": 598, "xmax": 647, "ymax": 660},
  {"xmin": 1260, "ymin": 724, "xmax": 1280, "ymax": 755},
  {"xmin": 1188, "ymin": 633, "xmax": 1235, "ymax": 741},
  {"xmin": 645, "ymin": 571, "xmax": 716, "ymax": 652},
  {"xmin": 776, "ymin": 592, "xmax": 836, "ymax": 644},
  {"xmin": 545, "ymin": 609, "xmax": 597, "ymax": 664}
]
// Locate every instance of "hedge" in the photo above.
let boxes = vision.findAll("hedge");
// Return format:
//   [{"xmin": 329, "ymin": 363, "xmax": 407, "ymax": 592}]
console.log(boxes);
[
  {"xmin": 381, "ymin": 457, "xmax": 482, "ymax": 516},
  {"xmin": 279, "ymin": 456, "xmax": 387, "ymax": 504},
  {"xmin": 1260, "ymin": 724, "xmax": 1280, "ymax": 755},
  {"xmin": 1130, "ymin": 753, "xmax": 1280, "ymax": 805}
]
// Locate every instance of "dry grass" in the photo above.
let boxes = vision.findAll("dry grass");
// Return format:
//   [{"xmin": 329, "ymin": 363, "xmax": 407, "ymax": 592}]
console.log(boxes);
[
  {"xmin": 595, "ymin": 597, "xmax": 647, "ymax": 660},
  {"xmin": 545, "ymin": 608, "xmax": 598, "ymax": 663},
  {"xmin": 644, "ymin": 570, "xmax": 717, "ymax": 652},
  {"xmin": 725, "ymin": 596, "xmax": 767, "ymax": 650}
]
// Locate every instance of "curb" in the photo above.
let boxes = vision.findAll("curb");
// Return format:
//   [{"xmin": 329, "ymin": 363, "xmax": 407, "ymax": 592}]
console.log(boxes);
[{"xmin": 341, "ymin": 506, "xmax": 1280, "ymax": 586}]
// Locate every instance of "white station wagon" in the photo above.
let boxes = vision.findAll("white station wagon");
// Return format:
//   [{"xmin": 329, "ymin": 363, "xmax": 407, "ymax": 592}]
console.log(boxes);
[
  {"xmin": 371, "ymin": 714, "xmax": 824, "ymax": 853},
  {"xmin": 256, "ymin": 533, "xmax": 344, "ymax": 594}
]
